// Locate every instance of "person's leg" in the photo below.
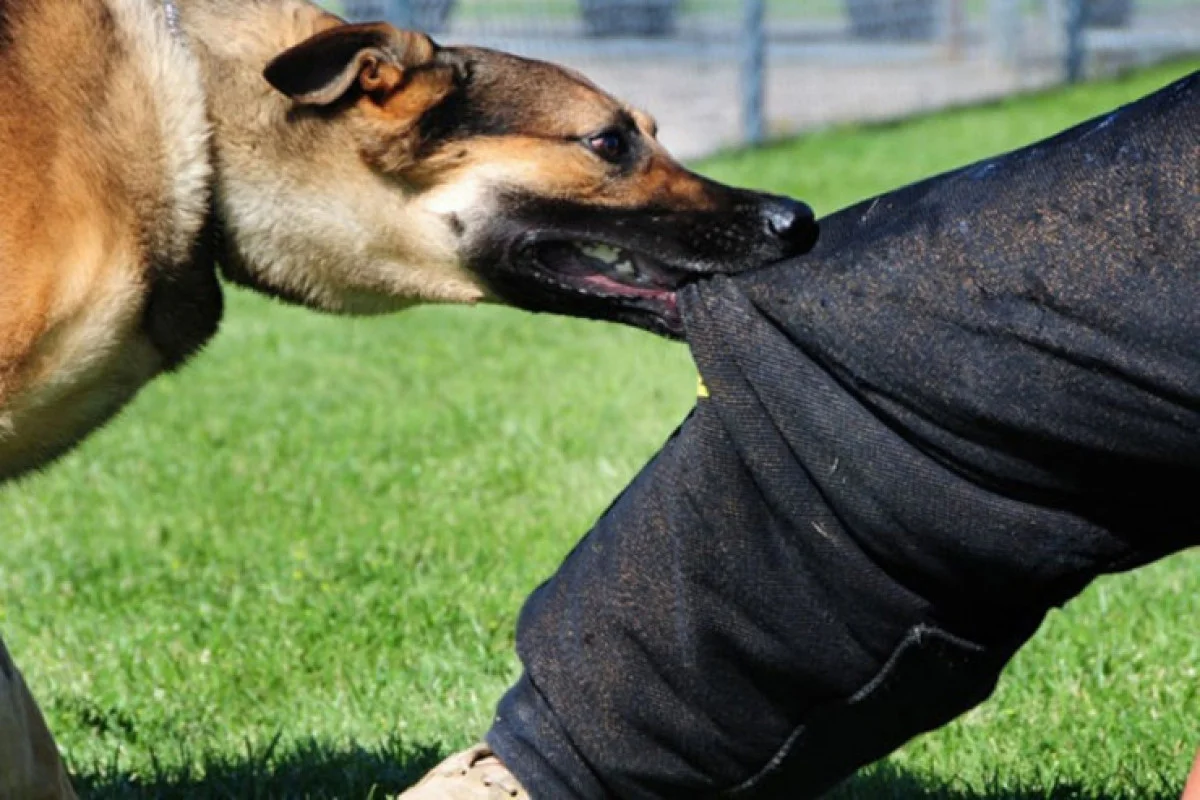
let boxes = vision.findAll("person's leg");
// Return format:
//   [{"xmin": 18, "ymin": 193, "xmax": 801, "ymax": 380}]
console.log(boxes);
[
  {"xmin": 481, "ymin": 71, "xmax": 1200, "ymax": 799},
  {"xmin": 487, "ymin": 392, "xmax": 1057, "ymax": 799},
  {"xmin": 489, "ymin": 276, "xmax": 1197, "ymax": 797},
  {"xmin": 0, "ymin": 635, "xmax": 77, "ymax": 800}
]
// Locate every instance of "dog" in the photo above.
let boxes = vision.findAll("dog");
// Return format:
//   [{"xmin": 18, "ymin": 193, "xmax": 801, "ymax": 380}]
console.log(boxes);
[
  {"xmin": 0, "ymin": 0, "xmax": 818, "ymax": 795},
  {"xmin": 0, "ymin": 0, "xmax": 818, "ymax": 484}
]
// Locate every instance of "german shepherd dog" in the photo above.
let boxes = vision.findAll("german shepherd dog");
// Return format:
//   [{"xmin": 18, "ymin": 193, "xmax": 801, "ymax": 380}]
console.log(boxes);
[{"xmin": 0, "ymin": 0, "xmax": 817, "ymax": 794}]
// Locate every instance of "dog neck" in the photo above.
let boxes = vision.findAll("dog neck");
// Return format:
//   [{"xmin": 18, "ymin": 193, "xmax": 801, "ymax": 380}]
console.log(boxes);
[
  {"xmin": 167, "ymin": 0, "xmax": 489, "ymax": 313},
  {"xmin": 170, "ymin": 0, "xmax": 342, "ymax": 301}
]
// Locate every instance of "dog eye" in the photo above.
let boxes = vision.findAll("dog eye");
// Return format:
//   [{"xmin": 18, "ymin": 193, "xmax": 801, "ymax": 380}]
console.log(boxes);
[{"xmin": 585, "ymin": 129, "xmax": 630, "ymax": 162}]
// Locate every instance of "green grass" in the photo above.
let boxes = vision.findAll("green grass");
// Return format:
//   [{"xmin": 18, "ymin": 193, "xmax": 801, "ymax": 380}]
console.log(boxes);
[{"xmin": 2, "ymin": 61, "xmax": 1197, "ymax": 799}]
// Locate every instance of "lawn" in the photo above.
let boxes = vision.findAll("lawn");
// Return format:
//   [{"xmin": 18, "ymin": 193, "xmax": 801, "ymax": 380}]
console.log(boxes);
[{"xmin": 1, "ymin": 61, "xmax": 1197, "ymax": 799}]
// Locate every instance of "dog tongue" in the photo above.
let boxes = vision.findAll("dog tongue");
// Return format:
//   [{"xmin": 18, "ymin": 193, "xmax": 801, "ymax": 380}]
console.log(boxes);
[{"xmin": 578, "ymin": 273, "xmax": 675, "ymax": 301}]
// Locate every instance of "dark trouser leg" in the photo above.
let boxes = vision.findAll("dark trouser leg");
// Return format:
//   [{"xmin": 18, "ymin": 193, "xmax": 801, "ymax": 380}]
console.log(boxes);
[
  {"xmin": 488, "ymin": 402, "xmax": 1041, "ymax": 798},
  {"xmin": 488, "ymin": 284, "xmax": 1190, "ymax": 797},
  {"xmin": 488, "ymin": 280, "xmax": 1197, "ymax": 797},
  {"xmin": 489, "ymin": 74, "xmax": 1200, "ymax": 799}
]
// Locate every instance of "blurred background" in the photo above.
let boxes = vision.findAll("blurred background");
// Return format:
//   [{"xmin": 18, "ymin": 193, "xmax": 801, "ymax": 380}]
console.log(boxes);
[{"xmin": 321, "ymin": 0, "xmax": 1200, "ymax": 159}]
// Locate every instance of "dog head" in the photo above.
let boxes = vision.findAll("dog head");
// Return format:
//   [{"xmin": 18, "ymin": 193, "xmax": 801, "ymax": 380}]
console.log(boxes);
[{"xmin": 235, "ymin": 18, "xmax": 816, "ymax": 336}]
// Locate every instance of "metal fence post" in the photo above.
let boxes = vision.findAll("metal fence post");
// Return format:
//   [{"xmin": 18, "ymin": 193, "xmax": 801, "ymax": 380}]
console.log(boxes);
[
  {"xmin": 383, "ymin": 0, "xmax": 414, "ymax": 28},
  {"xmin": 1064, "ymin": 0, "xmax": 1087, "ymax": 83},
  {"xmin": 742, "ymin": 0, "xmax": 766, "ymax": 147}
]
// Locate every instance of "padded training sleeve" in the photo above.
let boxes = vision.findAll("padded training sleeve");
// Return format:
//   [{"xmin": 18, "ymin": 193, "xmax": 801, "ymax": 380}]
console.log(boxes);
[{"xmin": 489, "ymin": 71, "xmax": 1199, "ymax": 799}]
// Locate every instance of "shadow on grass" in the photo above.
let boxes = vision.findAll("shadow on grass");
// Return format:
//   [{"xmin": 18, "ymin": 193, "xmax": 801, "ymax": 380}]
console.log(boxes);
[
  {"xmin": 829, "ymin": 761, "xmax": 1182, "ymax": 800},
  {"xmin": 75, "ymin": 744, "xmax": 1183, "ymax": 800},
  {"xmin": 74, "ymin": 735, "xmax": 446, "ymax": 800}
]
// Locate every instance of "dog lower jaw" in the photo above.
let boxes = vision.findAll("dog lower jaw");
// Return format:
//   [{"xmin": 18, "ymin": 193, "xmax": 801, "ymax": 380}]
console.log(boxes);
[
  {"xmin": 491, "ymin": 260, "xmax": 687, "ymax": 339},
  {"xmin": 498, "ymin": 239, "xmax": 695, "ymax": 337}
]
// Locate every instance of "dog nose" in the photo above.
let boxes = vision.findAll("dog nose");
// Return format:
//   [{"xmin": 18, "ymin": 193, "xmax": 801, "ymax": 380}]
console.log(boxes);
[{"xmin": 762, "ymin": 196, "xmax": 819, "ymax": 254}]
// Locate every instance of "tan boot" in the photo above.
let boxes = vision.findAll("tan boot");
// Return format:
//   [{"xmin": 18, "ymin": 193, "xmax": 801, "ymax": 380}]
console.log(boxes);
[{"xmin": 398, "ymin": 744, "xmax": 529, "ymax": 799}]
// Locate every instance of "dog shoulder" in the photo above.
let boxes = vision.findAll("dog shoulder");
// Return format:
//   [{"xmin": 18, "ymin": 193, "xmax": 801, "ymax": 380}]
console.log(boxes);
[{"xmin": 0, "ymin": 0, "xmax": 219, "ymax": 480}]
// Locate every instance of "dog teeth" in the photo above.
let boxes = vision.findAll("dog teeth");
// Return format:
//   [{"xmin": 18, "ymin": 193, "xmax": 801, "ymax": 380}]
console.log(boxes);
[
  {"xmin": 577, "ymin": 243, "xmax": 623, "ymax": 265},
  {"xmin": 612, "ymin": 259, "xmax": 637, "ymax": 279},
  {"xmin": 571, "ymin": 242, "xmax": 651, "ymax": 284}
]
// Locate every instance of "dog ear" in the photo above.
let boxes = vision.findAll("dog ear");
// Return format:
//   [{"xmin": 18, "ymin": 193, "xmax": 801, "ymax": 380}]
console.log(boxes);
[{"xmin": 263, "ymin": 23, "xmax": 437, "ymax": 107}]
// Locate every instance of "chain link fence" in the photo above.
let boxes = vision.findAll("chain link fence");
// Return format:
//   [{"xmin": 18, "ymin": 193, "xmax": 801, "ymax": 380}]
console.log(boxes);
[{"xmin": 326, "ymin": 0, "xmax": 1199, "ymax": 158}]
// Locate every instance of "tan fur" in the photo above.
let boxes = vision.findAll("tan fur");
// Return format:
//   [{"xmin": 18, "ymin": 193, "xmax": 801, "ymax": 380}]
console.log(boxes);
[
  {"xmin": 417, "ymin": 137, "xmax": 719, "ymax": 211},
  {"xmin": 184, "ymin": 3, "xmax": 490, "ymax": 314},
  {"xmin": 0, "ymin": 0, "xmax": 211, "ymax": 479},
  {"xmin": 0, "ymin": 0, "xmax": 493, "ymax": 479}
]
